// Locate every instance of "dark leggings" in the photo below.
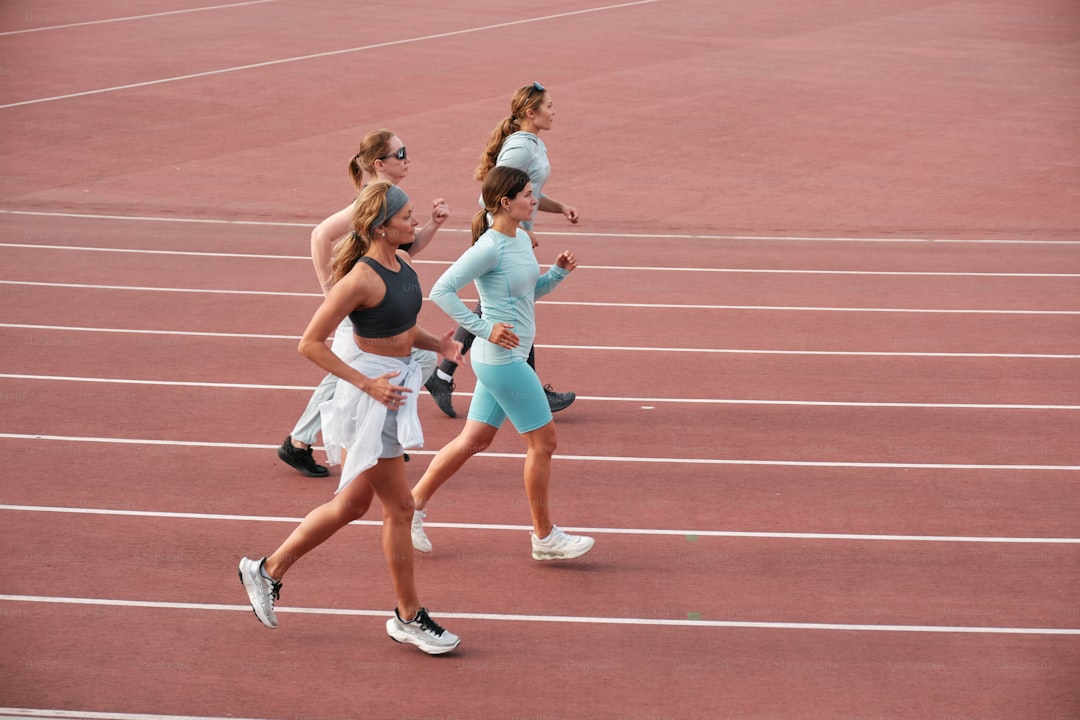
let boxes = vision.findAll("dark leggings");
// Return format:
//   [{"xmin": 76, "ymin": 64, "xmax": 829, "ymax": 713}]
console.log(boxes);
[{"xmin": 437, "ymin": 301, "xmax": 536, "ymax": 376}]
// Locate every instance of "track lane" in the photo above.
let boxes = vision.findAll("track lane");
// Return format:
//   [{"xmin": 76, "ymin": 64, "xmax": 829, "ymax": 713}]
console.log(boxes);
[
  {"xmin": 3, "ymin": 600, "xmax": 1075, "ymax": 720},
  {"xmin": 3, "ymin": 512, "xmax": 1077, "ymax": 630}
]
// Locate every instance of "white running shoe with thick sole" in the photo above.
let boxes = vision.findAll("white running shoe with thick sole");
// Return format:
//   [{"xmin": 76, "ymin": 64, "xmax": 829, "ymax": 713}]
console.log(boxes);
[
  {"xmin": 531, "ymin": 525, "xmax": 595, "ymax": 560},
  {"xmin": 411, "ymin": 509, "xmax": 432, "ymax": 553},
  {"xmin": 386, "ymin": 607, "xmax": 460, "ymax": 654},
  {"xmin": 238, "ymin": 556, "xmax": 281, "ymax": 629}
]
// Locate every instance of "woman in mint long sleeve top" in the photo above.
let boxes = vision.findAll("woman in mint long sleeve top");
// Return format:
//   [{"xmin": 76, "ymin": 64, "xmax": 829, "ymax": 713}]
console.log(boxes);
[
  {"xmin": 429, "ymin": 208, "xmax": 568, "ymax": 367},
  {"xmin": 411, "ymin": 166, "xmax": 595, "ymax": 562},
  {"xmin": 426, "ymin": 82, "xmax": 578, "ymax": 418}
]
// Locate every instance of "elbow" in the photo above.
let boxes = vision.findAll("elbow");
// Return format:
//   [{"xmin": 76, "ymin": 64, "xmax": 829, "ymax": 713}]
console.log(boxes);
[{"xmin": 309, "ymin": 228, "xmax": 327, "ymax": 258}]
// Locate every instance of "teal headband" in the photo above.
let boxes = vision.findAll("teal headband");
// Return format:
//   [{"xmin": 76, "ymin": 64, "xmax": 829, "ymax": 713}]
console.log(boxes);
[{"xmin": 370, "ymin": 184, "xmax": 410, "ymax": 233}]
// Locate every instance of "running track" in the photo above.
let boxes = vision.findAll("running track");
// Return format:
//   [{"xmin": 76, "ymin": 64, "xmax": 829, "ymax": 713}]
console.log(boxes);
[{"xmin": 1, "ymin": 1, "xmax": 1078, "ymax": 719}]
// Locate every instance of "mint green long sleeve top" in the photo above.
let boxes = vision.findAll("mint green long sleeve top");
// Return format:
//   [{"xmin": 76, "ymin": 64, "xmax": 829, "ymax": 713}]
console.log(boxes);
[{"xmin": 430, "ymin": 227, "xmax": 569, "ymax": 365}]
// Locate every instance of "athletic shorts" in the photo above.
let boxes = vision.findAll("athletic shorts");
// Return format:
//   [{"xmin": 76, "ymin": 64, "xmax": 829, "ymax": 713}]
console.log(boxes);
[
  {"xmin": 379, "ymin": 407, "xmax": 403, "ymax": 459},
  {"xmin": 468, "ymin": 358, "xmax": 552, "ymax": 433}
]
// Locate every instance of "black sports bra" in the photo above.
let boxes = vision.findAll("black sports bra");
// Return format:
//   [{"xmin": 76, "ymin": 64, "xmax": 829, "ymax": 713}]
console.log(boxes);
[{"xmin": 348, "ymin": 256, "xmax": 422, "ymax": 338}]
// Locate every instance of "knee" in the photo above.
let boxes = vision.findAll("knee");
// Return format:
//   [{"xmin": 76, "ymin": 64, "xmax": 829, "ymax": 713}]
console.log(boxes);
[
  {"xmin": 332, "ymin": 494, "xmax": 371, "ymax": 522},
  {"xmin": 381, "ymin": 496, "xmax": 413, "ymax": 526},
  {"xmin": 537, "ymin": 437, "xmax": 557, "ymax": 457},
  {"xmin": 458, "ymin": 428, "xmax": 494, "ymax": 457},
  {"xmin": 530, "ymin": 426, "xmax": 557, "ymax": 456}
]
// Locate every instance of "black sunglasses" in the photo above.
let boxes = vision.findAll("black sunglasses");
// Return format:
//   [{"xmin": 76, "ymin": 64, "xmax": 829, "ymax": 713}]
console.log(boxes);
[{"xmin": 378, "ymin": 146, "xmax": 407, "ymax": 161}]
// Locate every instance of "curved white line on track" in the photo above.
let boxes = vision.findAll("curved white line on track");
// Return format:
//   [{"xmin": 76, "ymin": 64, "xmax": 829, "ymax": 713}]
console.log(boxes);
[
  {"xmin": 0, "ymin": 1, "xmax": 661, "ymax": 109},
  {"xmin": 0, "ymin": 710, "xmax": 269, "ymax": 720},
  {"xmin": 0, "ymin": 1, "xmax": 275, "ymax": 36}
]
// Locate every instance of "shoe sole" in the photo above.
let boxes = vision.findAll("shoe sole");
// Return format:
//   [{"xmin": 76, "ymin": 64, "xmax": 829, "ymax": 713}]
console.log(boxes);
[
  {"xmin": 385, "ymin": 619, "xmax": 460, "ymax": 654},
  {"xmin": 238, "ymin": 559, "xmax": 278, "ymax": 629},
  {"xmin": 276, "ymin": 447, "xmax": 329, "ymax": 477},
  {"xmin": 532, "ymin": 538, "xmax": 595, "ymax": 561},
  {"xmin": 433, "ymin": 402, "xmax": 456, "ymax": 418}
]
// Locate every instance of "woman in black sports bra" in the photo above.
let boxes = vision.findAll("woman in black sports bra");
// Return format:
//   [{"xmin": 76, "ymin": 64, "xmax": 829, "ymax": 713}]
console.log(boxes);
[{"xmin": 239, "ymin": 181, "xmax": 463, "ymax": 655}]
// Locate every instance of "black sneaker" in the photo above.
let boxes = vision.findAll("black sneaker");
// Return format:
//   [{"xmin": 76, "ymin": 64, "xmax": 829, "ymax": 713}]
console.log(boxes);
[
  {"xmin": 544, "ymin": 385, "xmax": 576, "ymax": 413},
  {"xmin": 277, "ymin": 436, "xmax": 329, "ymax": 477},
  {"xmin": 424, "ymin": 375, "xmax": 457, "ymax": 418}
]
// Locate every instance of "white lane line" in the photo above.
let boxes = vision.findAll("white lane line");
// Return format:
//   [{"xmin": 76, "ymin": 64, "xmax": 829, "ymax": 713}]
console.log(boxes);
[
  {"xmin": 538, "ymin": 303, "xmax": 1080, "ymax": 314},
  {"xmin": 0, "ymin": 594, "xmax": 1076, "ymax": 635},
  {"xmin": 3, "ymin": 324, "xmax": 1080, "ymax": 358},
  {"xmin": 0, "ymin": 0, "xmax": 661, "ymax": 109},
  {"xmin": 3, "ymin": 373, "xmax": 1079, "ymax": 411},
  {"xmin": 2, "ymin": 239, "xmax": 1080, "ymax": 267},
  {"xmin": 540, "ymin": 343, "xmax": 1080, "ymax": 359},
  {"xmin": 0, "ymin": 323, "xmax": 296, "ymax": 340},
  {"xmin": 4, "ymin": 280, "xmax": 1079, "ymax": 315},
  {"xmin": 4, "ymin": 209, "xmax": 1079, "ymax": 245},
  {"xmin": 2, "ymin": 504, "xmax": 1078, "ymax": 544},
  {"xmin": 0, "ymin": 709, "xmax": 270, "ymax": 720},
  {"xmin": 532, "ymin": 232, "xmax": 1080, "ymax": 246},
  {"xmin": 0, "ymin": 210, "xmax": 313, "ymax": 228},
  {"xmin": 0, "ymin": 434, "xmax": 1076, "ymax": 471},
  {"xmin": 5, "ymin": 242, "xmax": 1080, "ymax": 278},
  {"xmin": 0, "ymin": 1, "xmax": 275, "ymax": 36},
  {"xmin": 0, "ymin": 280, "xmax": 318, "ymax": 297},
  {"xmin": 0, "ymin": 373, "xmax": 311, "ymax": 391},
  {"xmin": 1, "ymin": 243, "xmax": 314, "ymax": 260}
]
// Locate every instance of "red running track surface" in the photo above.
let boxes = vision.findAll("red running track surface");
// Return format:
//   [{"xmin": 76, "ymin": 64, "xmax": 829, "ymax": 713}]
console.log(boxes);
[{"xmin": 1, "ymin": 1, "xmax": 1078, "ymax": 719}]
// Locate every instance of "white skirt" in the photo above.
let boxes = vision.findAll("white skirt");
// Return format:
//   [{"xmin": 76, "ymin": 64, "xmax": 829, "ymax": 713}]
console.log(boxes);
[{"xmin": 319, "ymin": 349, "xmax": 424, "ymax": 493}]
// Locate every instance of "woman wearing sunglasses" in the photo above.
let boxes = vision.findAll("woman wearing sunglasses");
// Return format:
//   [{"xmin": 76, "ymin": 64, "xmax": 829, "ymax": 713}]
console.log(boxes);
[
  {"xmin": 424, "ymin": 81, "xmax": 579, "ymax": 422},
  {"xmin": 277, "ymin": 129, "xmax": 451, "ymax": 478}
]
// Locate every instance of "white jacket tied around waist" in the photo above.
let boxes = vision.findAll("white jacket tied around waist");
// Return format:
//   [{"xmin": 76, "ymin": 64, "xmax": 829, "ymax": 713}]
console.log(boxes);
[{"xmin": 318, "ymin": 349, "xmax": 423, "ymax": 493}]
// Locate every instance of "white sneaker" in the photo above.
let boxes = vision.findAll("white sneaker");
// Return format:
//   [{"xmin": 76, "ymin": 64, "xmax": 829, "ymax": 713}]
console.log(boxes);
[
  {"xmin": 531, "ymin": 525, "xmax": 595, "ymax": 560},
  {"xmin": 386, "ymin": 607, "xmax": 460, "ymax": 654},
  {"xmin": 411, "ymin": 509, "xmax": 432, "ymax": 553},
  {"xmin": 238, "ymin": 556, "xmax": 281, "ymax": 628}
]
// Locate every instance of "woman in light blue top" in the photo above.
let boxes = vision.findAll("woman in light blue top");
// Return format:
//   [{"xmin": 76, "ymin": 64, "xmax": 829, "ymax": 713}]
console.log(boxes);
[
  {"xmin": 425, "ymin": 82, "xmax": 578, "ymax": 418},
  {"xmin": 410, "ymin": 166, "xmax": 595, "ymax": 561}
]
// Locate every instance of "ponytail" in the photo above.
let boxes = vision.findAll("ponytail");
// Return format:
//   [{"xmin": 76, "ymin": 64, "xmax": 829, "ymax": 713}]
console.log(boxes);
[
  {"xmin": 348, "ymin": 128, "xmax": 396, "ymax": 191},
  {"xmin": 474, "ymin": 84, "xmax": 546, "ymax": 181},
  {"xmin": 330, "ymin": 230, "xmax": 370, "ymax": 284},
  {"xmin": 471, "ymin": 208, "xmax": 492, "ymax": 244},
  {"xmin": 330, "ymin": 180, "xmax": 396, "ymax": 282},
  {"xmin": 347, "ymin": 154, "xmax": 364, "ymax": 191},
  {"xmin": 474, "ymin": 116, "xmax": 518, "ymax": 182}
]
